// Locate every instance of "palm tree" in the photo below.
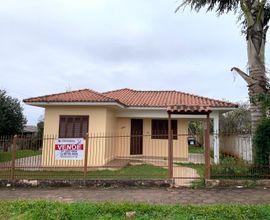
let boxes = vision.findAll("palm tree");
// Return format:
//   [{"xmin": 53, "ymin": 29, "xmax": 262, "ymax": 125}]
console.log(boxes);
[{"xmin": 176, "ymin": 0, "xmax": 270, "ymax": 160}]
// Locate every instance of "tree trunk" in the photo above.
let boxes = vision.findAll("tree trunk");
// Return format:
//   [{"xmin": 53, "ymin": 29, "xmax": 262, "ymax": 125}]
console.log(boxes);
[
  {"xmin": 247, "ymin": 27, "xmax": 267, "ymax": 134},
  {"xmin": 232, "ymin": 1, "xmax": 269, "ymax": 162},
  {"xmin": 247, "ymin": 8, "xmax": 269, "ymax": 160}
]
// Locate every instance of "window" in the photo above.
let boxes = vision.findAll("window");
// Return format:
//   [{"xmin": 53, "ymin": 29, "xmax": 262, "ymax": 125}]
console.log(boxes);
[
  {"xmin": 151, "ymin": 119, "xmax": 177, "ymax": 139},
  {"xmin": 59, "ymin": 116, "xmax": 89, "ymax": 138}
]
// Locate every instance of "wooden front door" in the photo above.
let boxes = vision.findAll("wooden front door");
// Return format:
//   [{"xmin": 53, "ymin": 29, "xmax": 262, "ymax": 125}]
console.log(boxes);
[{"xmin": 130, "ymin": 119, "xmax": 143, "ymax": 155}]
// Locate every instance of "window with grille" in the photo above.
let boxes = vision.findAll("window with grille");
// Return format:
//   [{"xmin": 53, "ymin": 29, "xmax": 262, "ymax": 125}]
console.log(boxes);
[
  {"xmin": 59, "ymin": 116, "xmax": 89, "ymax": 138},
  {"xmin": 151, "ymin": 119, "xmax": 177, "ymax": 139}
]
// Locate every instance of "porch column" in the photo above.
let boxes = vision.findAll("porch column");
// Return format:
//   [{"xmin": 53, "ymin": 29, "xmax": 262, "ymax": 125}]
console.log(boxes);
[
  {"xmin": 204, "ymin": 113, "xmax": 211, "ymax": 179},
  {"xmin": 168, "ymin": 112, "xmax": 173, "ymax": 179},
  {"xmin": 213, "ymin": 112, "xmax": 220, "ymax": 164}
]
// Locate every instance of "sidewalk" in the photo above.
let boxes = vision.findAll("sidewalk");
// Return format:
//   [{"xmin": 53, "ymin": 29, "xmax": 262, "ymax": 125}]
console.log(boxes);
[{"xmin": 1, "ymin": 187, "xmax": 270, "ymax": 204}]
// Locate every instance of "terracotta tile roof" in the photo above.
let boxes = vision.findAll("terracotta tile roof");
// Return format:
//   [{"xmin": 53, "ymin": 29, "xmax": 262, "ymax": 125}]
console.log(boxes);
[
  {"xmin": 23, "ymin": 89, "xmax": 117, "ymax": 103},
  {"xmin": 24, "ymin": 88, "xmax": 237, "ymax": 109},
  {"xmin": 103, "ymin": 88, "xmax": 237, "ymax": 108}
]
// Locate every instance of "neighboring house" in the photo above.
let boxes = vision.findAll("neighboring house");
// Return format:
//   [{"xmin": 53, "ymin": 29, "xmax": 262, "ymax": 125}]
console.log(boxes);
[
  {"xmin": 23, "ymin": 88, "xmax": 237, "ymax": 167},
  {"xmin": 23, "ymin": 125, "xmax": 38, "ymax": 137}
]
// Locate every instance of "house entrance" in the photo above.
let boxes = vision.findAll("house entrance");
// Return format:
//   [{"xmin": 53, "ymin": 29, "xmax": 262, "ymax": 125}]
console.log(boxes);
[{"xmin": 130, "ymin": 119, "xmax": 143, "ymax": 155}]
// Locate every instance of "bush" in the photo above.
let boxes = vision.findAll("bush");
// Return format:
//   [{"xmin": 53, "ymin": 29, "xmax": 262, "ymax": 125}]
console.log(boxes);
[
  {"xmin": 0, "ymin": 89, "xmax": 26, "ymax": 136},
  {"xmin": 254, "ymin": 118, "xmax": 270, "ymax": 165},
  {"xmin": 212, "ymin": 156, "xmax": 249, "ymax": 177}
]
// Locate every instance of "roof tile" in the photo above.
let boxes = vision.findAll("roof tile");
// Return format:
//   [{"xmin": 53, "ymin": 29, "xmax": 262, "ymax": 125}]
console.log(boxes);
[
  {"xmin": 24, "ymin": 88, "xmax": 238, "ymax": 108},
  {"xmin": 23, "ymin": 89, "xmax": 116, "ymax": 103},
  {"xmin": 103, "ymin": 89, "xmax": 237, "ymax": 108}
]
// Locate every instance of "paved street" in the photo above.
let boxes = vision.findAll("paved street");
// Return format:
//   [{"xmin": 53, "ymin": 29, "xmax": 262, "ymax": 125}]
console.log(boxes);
[{"xmin": 1, "ymin": 187, "xmax": 270, "ymax": 204}]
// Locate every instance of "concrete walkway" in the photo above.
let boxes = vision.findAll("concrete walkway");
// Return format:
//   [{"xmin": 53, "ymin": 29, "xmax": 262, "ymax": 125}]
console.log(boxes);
[
  {"xmin": 1, "ymin": 187, "xmax": 270, "ymax": 204},
  {"xmin": 173, "ymin": 166, "xmax": 200, "ymax": 187},
  {"xmin": 0, "ymin": 155, "xmax": 41, "ymax": 168},
  {"xmin": 188, "ymin": 153, "xmax": 204, "ymax": 164}
]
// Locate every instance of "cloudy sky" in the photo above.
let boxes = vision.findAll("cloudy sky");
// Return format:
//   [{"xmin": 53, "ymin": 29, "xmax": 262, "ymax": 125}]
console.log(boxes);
[{"xmin": 1, "ymin": 0, "xmax": 268, "ymax": 125}]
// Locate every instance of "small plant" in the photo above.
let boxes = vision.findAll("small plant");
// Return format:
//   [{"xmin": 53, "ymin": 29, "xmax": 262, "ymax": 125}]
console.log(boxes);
[
  {"xmin": 211, "ymin": 156, "xmax": 250, "ymax": 178},
  {"xmin": 191, "ymin": 179, "xmax": 205, "ymax": 189}
]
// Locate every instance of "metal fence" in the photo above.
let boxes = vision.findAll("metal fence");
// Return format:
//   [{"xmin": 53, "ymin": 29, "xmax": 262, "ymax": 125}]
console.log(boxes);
[
  {"xmin": 2, "ymin": 132, "xmax": 269, "ymax": 182},
  {"xmin": 211, "ymin": 131, "xmax": 270, "ymax": 180},
  {"xmin": 0, "ymin": 133, "xmax": 207, "ymax": 184}
]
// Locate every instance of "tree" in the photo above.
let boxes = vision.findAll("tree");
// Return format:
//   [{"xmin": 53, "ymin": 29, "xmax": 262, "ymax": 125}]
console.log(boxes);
[
  {"xmin": 252, "ymin": 93, "xmax": 270, "ymax": 164},
  {"xmin": 254, "ymin": 118, "xmax": 270, "ymax": 165},
  {"xmin": 37, "ymin": 117, "xmax": 44, "ymax": 137},
  {"xmin": 188, "ymin": 121, "xmax": 204, "ymax": 145},
  {"xmin": 219, "ymin": 102, "xmax": 251, "ymax": 133},
  {"xmin": 176, "ymin": 0, "xmax": 270, "ymax": 160},
  {"xmin": 0, "ymin": 89, "xmax": 26, "ymax": 135}
]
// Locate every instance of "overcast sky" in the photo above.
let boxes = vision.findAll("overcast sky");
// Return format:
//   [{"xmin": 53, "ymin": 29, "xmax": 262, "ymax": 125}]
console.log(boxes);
[{"xmin": 1, "ymin": 0, "xmax": 268, "ymax": 125}]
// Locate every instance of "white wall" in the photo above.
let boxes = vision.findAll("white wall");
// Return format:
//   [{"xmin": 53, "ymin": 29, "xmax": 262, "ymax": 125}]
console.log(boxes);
[{"xmin": 219, "ymin": 134, "xmax": 252, "ymax": 162}]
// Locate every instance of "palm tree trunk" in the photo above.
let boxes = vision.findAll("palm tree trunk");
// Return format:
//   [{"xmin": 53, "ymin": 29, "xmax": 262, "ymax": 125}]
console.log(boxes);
[
  {"xmin": 232, "ymin": 5, "xmax": 269, "ymax": 162},
  {"xmin": 247, "ymin": 25, "xmax": 267, "ymax": 131}
]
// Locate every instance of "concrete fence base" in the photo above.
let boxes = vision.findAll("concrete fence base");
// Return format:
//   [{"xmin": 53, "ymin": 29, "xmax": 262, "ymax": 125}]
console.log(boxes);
[
  {"xmin": 206, "ymin": 179, "xmax": 270, "ymax": 188},
  {"xmin": 2, "ymin": 179, "xmax": 270, "ymax": 188},
  {"xmin": 0, "ymin": 179, "xmax": 172, "ymax": 188}
]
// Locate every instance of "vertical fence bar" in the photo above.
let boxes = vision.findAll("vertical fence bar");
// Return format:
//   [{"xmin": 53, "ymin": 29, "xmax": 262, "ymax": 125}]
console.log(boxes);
[
  {"xmin": 168, "ymin": 113, "xmax": 173, "ymax": 179},
  {"xmin": 11, "ymin": 135, "xmax": 17, "ymax": 181},
  {"xmin": 84, "ymin": 133, "xmax": 89, "ymax": 180},
  {"xmin": 204, "ymin": 114, "xmax": 211, "ymax": 179}
]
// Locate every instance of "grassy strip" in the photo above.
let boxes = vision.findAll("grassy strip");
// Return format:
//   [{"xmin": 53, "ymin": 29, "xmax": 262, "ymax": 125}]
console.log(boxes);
[
  {"xmin": 188, "ymin": 145, "xmax": 204, "ymax": 154},
  {"xmin": 0, "ymin": 150, "xmax": 41, "ymax": 162},
  {"xmin": 0, "ymin": 164, "xmax": 167, "ymax": 180},
  {"xmin": 1, "ymin": 200, "xmax": 270, "ymax": 219}
]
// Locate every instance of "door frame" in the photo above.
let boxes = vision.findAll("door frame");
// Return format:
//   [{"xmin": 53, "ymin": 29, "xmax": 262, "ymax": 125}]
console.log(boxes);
[{"xmin": 130, "ymin": 119, "xmax": 143, "ymax": 155}]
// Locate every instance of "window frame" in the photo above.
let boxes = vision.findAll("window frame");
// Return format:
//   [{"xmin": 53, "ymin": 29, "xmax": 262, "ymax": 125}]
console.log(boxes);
[
  {"xmin": 58, "ymin": 115, "xmax": 89, "ymax": 138},
  {"xmin": 151, "ymin": 119, "xmax": 178, "ymax": 140}
]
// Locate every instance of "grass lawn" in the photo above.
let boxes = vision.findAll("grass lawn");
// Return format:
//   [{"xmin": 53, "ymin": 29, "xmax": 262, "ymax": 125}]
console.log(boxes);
[
  {"xmin": 1, "ymin": 201, "xmax": 270, "ymax": 219},
  {"xmin": 0, "ymin": 164, "xmax": 168, "ymax": 180},
  {"xmin": 0, "ymin": 150, "xmax": 42, "ymax": 162},
  {"xmin": 188, "ymin": 145, "xmax": 204, "ymax": 154}
]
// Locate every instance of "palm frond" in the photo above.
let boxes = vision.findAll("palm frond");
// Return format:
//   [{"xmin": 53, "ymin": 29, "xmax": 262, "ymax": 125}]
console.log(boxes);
[
  {"xmin": 264, "ymin": 3, "xmax": 270, "ymax": 26},
  {"xmin": 176, "ymin": 0, "xmax": 240, "ymax": 15}
]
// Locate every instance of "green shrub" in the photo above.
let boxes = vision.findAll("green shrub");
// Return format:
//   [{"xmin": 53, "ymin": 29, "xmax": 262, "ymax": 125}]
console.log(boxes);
[
  {"xmin": 254, "ymin": 118, "xmax": 270, "ymax": 165},
  {"xmin": 212, "ymin": 156, "xmax": 249, "ymax": 177}
]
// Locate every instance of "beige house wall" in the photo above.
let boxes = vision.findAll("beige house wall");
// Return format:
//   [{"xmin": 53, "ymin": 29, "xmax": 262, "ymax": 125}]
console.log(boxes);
[
  {"xmin": 104, "ymin": 108, "xmax": 117, "ymax": 163},
  {"xmin": 42, "ymin": 106, "xmax": 108, "ymax": 167},
  {"xmin": 114, "ymin": 118, "xmax": 131, "ymax": 158},
  {"xmin": 142, "ymin": 118, "xmax": 188, "ymax": 160},
  {"xmin": 41, "ymin": 106, "xmax": 189, "ymax": 168},
  {"xmin": 114, "ymin": 118, "xmax": 189, "ymax": 160}
]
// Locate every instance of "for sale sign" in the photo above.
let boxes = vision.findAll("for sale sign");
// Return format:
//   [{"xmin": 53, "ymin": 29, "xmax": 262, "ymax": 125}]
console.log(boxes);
[{"xmin": 54, "ymin": 138, "xmax": 84, "ymax": 160}]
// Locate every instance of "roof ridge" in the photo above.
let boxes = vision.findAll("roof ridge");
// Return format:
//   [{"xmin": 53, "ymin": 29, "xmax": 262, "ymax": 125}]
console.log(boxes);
[
  {"xmin": 102, "ymin": 88, "xmax": 133, "ymax": 94},
  {"xmin": 87, "ymin": 89, "xmax": 117, "ymax": 101}
]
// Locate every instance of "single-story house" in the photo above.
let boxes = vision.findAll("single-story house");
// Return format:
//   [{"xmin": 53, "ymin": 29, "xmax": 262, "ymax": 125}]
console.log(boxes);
[
  {"xmin": 23, "ymin": 125, "xmax": 38, "ymax": 137},
  {"xmin": 23, "ymin": 88, "xmax": 237, "ymax": 167}
]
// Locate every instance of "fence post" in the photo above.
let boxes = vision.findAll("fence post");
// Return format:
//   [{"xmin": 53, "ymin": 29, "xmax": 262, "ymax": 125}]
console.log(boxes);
[
  {"xmin": 11, "ymin": 135, "xmax": 17, "ymax": 181},
  {"xmin": 204, "ymin": 114, "xmax": 211, "ymax": 179},
  {"xmin": 168, "ymin": 113, "xmax": 173, "ymax": 179},
  {"xmin": 84, "ymin": 133, "xmax": 89, "ymax": 180}
]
